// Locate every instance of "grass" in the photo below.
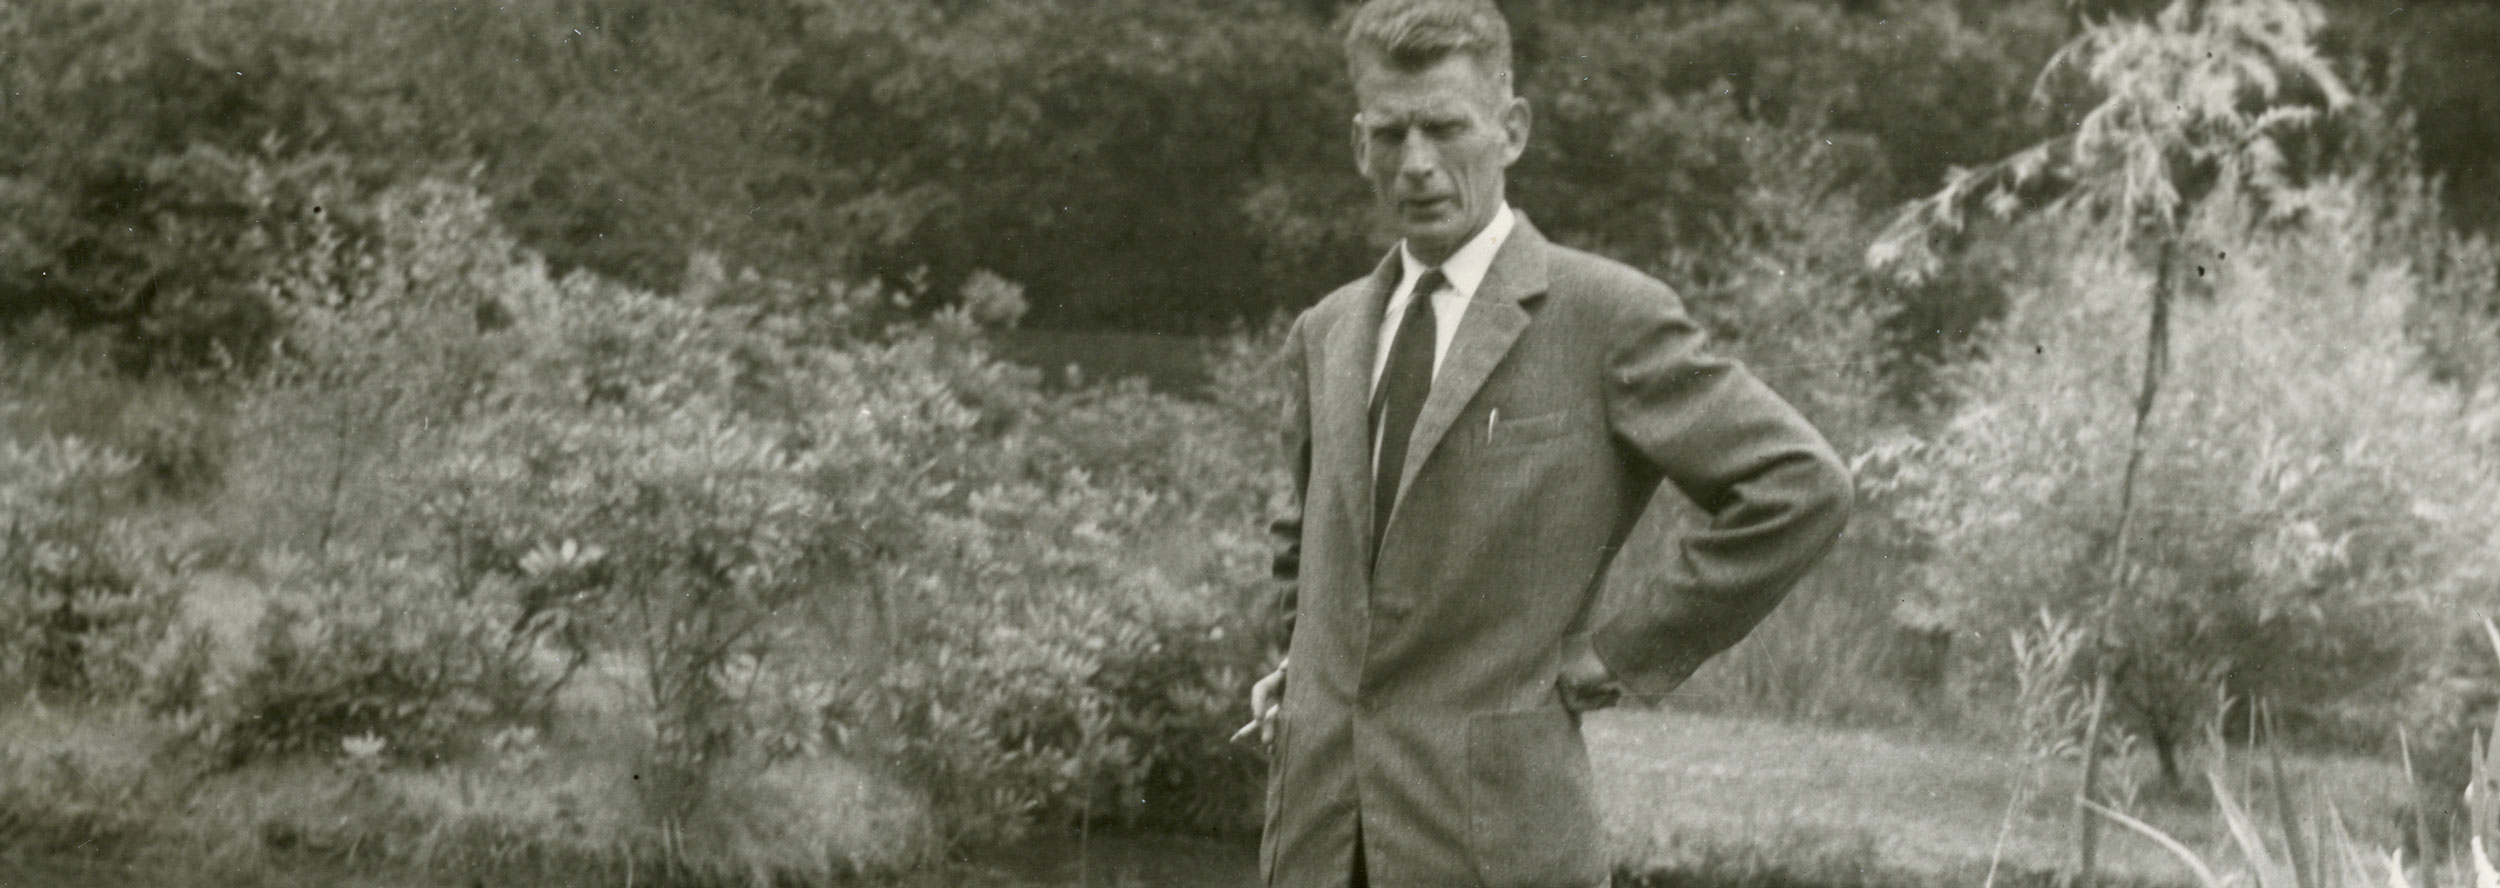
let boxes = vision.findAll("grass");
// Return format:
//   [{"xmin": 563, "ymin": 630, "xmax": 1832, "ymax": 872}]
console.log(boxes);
[{"xmin": 1587, "ymin": 707, "xmax": 2415, "ymax": 888}]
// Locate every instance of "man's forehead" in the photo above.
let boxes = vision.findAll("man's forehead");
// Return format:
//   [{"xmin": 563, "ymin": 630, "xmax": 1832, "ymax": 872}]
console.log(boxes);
[
  {"xmin": 1352, "ymin": 73, "xmax": 1501, "ymax": 123},
  {"xmin": 1353, "ymin": 97, "xmax": 1476, "ymax": 126},
  {"xmin": 1352, "ymin": 55, "xmax": 1503, "ymax": 108}
]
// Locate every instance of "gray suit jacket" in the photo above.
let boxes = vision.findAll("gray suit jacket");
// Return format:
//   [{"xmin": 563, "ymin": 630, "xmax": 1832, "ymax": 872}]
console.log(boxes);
[{"xmin": 1262, "ymin": 215, "xmax": 1852, "ymax": 888}]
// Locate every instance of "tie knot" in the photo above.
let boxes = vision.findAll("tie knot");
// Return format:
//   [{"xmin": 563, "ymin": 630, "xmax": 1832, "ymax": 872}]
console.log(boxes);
[
  {"xmin": 1405, "ymin": 269, "xmax": 1448, "ymax": 318},
  {"xmin": 1412, "ymin": 268, "xmax": 1448, "ymax": 299}
]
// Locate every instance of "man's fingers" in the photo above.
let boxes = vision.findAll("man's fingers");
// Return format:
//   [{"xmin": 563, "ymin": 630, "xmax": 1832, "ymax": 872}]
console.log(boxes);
[
  {"xmin": 1249, "ymin": 670, "xmax": 1285, "ymax": 719},
  {"xmin": 1230, "ymin": 704, "xmax": 1281, "ymax": 746}
]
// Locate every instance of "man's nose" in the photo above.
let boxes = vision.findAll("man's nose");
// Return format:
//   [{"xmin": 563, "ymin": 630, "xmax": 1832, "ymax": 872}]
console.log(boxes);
[{"xmin": 1395, "ymin": 132, "xmax": 1437, "ymax": 181}]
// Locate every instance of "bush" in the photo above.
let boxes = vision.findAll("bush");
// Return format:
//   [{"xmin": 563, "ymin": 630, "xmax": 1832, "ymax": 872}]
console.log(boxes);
[
  {"xmin": 829, "ymin": 335, "xmax": 1284, "ymax": 846},
  {"xmin": 200, "ymin": 558, "xmax": 561, "ymax": 767},
  {"xmin": 12, "ymin": 161, "xmax": 1291, "ymax": 851},
  {"xmin": 846, "ymin": 494, "xmax": 1270, "ymax": 845},
  {"xmin": 0, "ymin": 436, "xmax": 185, "ymax": 699},
  {"xmin": 1, "ymin": 322, "xmax": 236, "ymax": 503},
  {"xmin": 1867, "ymin": 186, "xmax": 2500, "ymax": 780}
]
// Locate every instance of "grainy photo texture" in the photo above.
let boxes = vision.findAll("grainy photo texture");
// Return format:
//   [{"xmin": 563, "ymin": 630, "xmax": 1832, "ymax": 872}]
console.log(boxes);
[{"xmin": 0, "ymin": 1, "xmax": 2495, "ymax": 887}]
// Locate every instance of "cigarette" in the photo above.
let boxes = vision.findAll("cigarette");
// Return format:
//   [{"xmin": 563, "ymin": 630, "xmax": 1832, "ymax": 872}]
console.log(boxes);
[{"xmin": 1230, "ymin": 705, "xmax": 1280, "ymax": 744}]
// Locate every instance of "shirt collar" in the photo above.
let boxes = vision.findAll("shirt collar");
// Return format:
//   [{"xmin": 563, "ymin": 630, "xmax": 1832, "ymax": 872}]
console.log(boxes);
[{"xmin": 1397, "ymin": 203, "xmax": 1515, "ymax": 302}]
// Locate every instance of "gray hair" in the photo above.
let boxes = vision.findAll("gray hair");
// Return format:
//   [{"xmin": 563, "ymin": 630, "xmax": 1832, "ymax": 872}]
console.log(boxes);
[{"xmin": 1343, "ymin": 0, "xmax": 1513, "ymax": 89}]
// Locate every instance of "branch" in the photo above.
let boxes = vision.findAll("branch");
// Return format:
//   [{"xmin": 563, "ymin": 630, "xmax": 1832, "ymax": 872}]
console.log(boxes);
[{"xmin": 1866, "ymin": 133, "xmax": 2080, "ymax": 282}]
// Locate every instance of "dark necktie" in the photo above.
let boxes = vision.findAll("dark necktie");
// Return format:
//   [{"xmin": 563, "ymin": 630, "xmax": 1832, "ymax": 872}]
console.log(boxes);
[{"xmin": 1371, "ymin": 268, "xmax": 1445, "ymax": 557}]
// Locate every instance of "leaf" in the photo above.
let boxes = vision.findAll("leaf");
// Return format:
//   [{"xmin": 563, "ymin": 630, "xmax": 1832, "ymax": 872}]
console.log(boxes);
[{"xmin": 2085, "ymin": 798, "xmax": 2229, "ymax": 888}]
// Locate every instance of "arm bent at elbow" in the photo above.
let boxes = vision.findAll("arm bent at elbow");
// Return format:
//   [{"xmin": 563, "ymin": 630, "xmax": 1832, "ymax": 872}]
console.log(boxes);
[{"xmin": 1592, "ymin": 293, "xmax": 1855, "ymax": 702}]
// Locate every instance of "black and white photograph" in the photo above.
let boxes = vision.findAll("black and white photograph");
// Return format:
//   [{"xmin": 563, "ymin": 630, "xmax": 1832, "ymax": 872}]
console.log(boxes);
[{"xmin": 2, "ymin": 1, "xmax": 2496, "ymax": 886}]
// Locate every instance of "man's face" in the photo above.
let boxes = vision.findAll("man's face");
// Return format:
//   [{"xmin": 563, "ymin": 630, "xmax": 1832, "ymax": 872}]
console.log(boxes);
[{"xmin": 1351, "ymin": 53, "xmax": 1530, "ymax": 265}]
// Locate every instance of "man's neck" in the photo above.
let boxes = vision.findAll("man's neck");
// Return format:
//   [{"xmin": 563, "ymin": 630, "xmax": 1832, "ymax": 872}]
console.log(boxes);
[{"xmin": 1400, "ymin": 204, "xmax": 1516, "ymax": 298}]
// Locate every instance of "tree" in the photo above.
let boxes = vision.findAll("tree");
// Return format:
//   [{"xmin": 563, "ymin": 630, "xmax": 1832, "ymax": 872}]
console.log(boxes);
[{"xmin": 1867, "ymin": 1, "xmax": 2353, "ymax": 883}]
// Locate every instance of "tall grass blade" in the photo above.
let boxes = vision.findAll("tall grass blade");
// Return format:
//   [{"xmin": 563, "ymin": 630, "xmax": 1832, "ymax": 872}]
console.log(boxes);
[
  {"xmin": 2080, "ymin": 671, "xmax": 2113, "ymax": 888},
  {"xmin": 2481, "ymin": 615, "xmax": 2500, "ymax": 856},
  {"xmin": 2085, "ymin": 798, "xmax": 2227, "ymax": 888},
  {"xmin": 1985, "ymin": 757, "xmax": 2043, "ymax": 888},
  {"xmin": 2404, "ymin": 727, "xmax": 2443, "ymax": 888},
  {"xmin": 2320, "ymin": 790, "xmax": 2340, "ymax": 888},
  {"xmin": 2329, "ymin": 801, "xmax": 2378, "ymax": 888},
  {"xmin": 2214, "ymin": 770, "xmax": 2300, "ymax": 888},
  {"xmin": 2265, "ymin": 702, "xmax": 2317, "ymax": 888}
]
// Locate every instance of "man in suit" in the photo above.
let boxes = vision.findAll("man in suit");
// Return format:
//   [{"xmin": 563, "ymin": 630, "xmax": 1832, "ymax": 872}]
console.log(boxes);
[{"xmin": 1237, "ymin": 1, "xmax": 1854, "ymax": 885}]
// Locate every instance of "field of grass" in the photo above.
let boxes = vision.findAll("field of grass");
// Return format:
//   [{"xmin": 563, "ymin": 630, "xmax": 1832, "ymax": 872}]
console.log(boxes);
[{"xmin": 1588, "ymin": 707, "xmax": 2414, "ymax": 888}]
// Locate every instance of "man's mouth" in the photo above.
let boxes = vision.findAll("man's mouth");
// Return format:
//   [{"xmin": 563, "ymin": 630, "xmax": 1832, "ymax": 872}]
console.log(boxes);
[{"xmin": 1402, "ymin": 196, "xmax": 1455, "ymax": 215}]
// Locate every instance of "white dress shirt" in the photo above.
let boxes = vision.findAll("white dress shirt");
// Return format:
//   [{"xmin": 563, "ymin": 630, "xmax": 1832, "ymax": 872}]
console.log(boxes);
[{"xmin": 1370, "ymin": 204, "xmax": 1517, "ymax": 392}]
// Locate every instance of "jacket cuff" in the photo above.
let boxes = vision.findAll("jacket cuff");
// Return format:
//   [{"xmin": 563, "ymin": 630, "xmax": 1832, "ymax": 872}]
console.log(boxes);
[{"xmin": 1591, "ymin": 625, "xmax": 1710, "ymax": 705}]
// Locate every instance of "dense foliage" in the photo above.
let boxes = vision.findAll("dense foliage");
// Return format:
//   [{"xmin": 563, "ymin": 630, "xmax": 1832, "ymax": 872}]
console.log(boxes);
[
  {"xmin": 0, "ymin": 166, "xmax": 1287, "ymax": 856},
  {"xmin": 1, "ymin": 0, "xmax": 2497, "ymax": 878},
  {"xmin": 1868, "ymin": 190, "xmax": 2500, "ymax": 766},
  {"xmin": 0, "ymin": 437, "xmax": 184, "ymax": 698},
  {"xmin": 9, "ymin": 0, "xmax": 2492, "ymax": 351}
]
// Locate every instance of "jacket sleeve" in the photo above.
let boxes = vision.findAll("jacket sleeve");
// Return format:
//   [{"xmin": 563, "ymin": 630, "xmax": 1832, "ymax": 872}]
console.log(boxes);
[
  {"xmin": 1593, "ymin": 290, "xmax": 1854, "ymax": 702},
  {"xmin": 1264, "ymin": 312, "xmax": 1314, "ymax": 658}
]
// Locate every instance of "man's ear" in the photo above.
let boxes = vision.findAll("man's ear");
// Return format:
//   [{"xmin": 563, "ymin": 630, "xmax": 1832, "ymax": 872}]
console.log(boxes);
[
  {"xmin": 1350, "ymin": 113, "xmax": 1372, "ymax": 177},
  {"xmin": 1499, "ymin": 94, "xmax": 1532, "ymax": 167}
]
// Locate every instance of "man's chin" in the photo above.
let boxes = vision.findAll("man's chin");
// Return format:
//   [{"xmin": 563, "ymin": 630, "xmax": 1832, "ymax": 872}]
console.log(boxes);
[{"xmin": 1393, "ymin": 213, "xmax": 1464, "ymax": 247}]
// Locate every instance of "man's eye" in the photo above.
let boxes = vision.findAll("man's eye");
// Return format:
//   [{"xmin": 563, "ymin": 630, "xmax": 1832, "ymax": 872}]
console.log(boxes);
[{"xmin": 1425, "ymin": 122, "xmax": 1464, "ymax": 139}]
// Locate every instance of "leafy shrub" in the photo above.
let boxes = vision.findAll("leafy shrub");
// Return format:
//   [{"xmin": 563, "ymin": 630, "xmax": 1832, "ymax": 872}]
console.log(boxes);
[
  {"xmin": 819, "ymin": 329, "xmax": 1284, "ymax": 846},
  {"xmin": 109, "ymin": 388, "xmax": 232, "ymax": 502},
  {"xmin": 19, "ymin": 160, "xmax": 1288, "ymax": 847},
  {"xmin": 0, "ymin": 134, "xmax": 372, "ymax": 371},
  {"xmin": 201, "ymin": 558, "xmax": 561, "ymax": 767},
  {"xmin": 1, "ymin": 322, "xmax": 235, "ymax": 503},
  {"xmin": 847, "ymin": 502, "xmax": 1270, "ymax": 846},
  {"xmin": 1867, "ymin": 186, "xmax": 2500, "ymax": 780},
  {"xmin": 232, "ymin": 179, "xmax": 910, "ymax": 806},
  {"xmin": 0, "ymin": 436, "xmax": 184, "ymax": 699}
]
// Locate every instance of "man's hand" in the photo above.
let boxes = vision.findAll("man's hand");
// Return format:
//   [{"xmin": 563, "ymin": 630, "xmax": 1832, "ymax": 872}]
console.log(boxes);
[
  {"xmin": 1556, "ymin": 645, "xmax": 1622, "ymax": 715},
  {"xmin": 1231, "ymin": 663, "xmax": 1288, "ymax": 746}
]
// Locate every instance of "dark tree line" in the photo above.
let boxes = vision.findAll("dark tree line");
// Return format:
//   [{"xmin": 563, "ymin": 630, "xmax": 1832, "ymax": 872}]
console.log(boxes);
[{"xmin": 1, "ymin": 0, "xmax": 2493, "ymax": 364}]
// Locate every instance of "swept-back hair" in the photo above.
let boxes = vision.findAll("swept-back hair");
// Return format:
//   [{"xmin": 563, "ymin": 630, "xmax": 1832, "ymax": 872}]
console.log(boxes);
[{"xmin": 1343, "ymin": 0, "xmax": 1513, "ymax": 88}]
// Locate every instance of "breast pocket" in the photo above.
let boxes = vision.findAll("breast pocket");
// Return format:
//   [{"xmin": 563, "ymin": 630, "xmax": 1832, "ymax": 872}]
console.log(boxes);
[{"xmin": 1478, "ymin": 410, "xmax": 1575, "ymax": 452}]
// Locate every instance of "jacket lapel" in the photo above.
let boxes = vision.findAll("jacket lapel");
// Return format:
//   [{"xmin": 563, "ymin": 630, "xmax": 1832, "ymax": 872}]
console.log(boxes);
[
  {"xmin": 1393, "ymin": 217, "xmax": 1550, "ymax": 504},
  {"xmin": 1319, "ymin": 252, "xmax": 1401, "ymax": 540}
]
